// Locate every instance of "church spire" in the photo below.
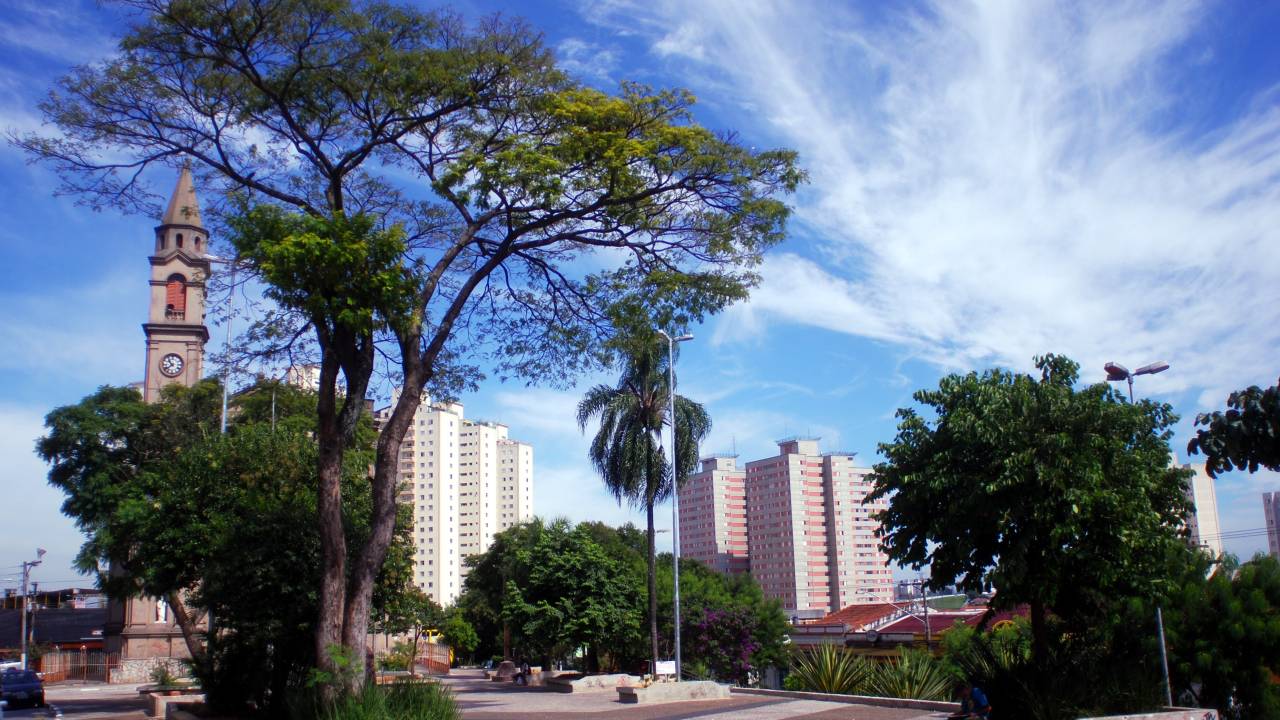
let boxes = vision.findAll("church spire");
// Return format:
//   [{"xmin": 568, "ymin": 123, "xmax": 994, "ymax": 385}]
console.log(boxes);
[{"xmin": 161, "ymin": 165, "xmax": 203, "ymax": 229}]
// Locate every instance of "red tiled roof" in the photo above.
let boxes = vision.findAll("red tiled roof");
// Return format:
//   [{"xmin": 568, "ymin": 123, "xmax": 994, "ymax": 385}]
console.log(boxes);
[{"xmin": 803, "ymin": 602, "xmax": 900, "ymax": 631}]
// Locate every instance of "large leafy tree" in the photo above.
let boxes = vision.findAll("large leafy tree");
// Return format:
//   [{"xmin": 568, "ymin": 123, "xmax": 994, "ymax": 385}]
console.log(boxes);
[
  {"xmin": 577, "ymin": 341, "xmax": 711, "ymax": 668},
  {"xmin": 37, "ymin": 381, "xmax": 223, "ymax": 664},
  {"xmin": 1188, "ymin": 378, "xmax": 1280, "ymax": 477},
  {"xmin": 1160, "ymin": 553, "xmax": 1280, "ymax": 719},
  {"xmin": 36, "ymin": 382, "xmax": 411, "ymax": 713},
  {"xmin": 460, "ymin": 519, "xmax": 642, "ymax": 669},
  {"xmin": 867, "ymin": 354, "xmax": 1193, "ymax": 662},
  {"xmin": 15, "ymin": 0, "xmax": 801, "ymax": 685},
  {"xmin": 501, "ymin": 520, "xmax": 643, "ymax": 668}
]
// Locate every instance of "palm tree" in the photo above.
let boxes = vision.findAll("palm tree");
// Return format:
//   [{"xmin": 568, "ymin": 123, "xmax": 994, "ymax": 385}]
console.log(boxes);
[{"xmin": 577, "ymin": 341, "xmax": 710, "ymax": 669}]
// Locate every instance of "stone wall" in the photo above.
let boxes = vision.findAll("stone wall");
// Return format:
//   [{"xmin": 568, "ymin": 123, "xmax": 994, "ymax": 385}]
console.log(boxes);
[{"xmin": 111, "ymin": 656, "xmax": 191, "ymax": 685}]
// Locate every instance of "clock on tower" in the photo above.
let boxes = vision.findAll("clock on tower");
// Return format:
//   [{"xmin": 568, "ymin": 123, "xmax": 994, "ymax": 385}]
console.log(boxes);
[{"xmin": 142, "ymin": 167, "xmax": 211, "ymax": 402}]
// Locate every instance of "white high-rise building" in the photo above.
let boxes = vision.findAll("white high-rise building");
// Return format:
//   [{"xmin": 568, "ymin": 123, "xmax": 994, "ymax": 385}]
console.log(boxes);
[
  {"xmin": 377, "ymin": 391, "xmax": 533, "ymax": 605},
  {"xmin": 1264, "ymin": 492, "xmax": 1280, "ymax": 559},
  {"xmin": 1182, "ymin": 462, "xmax": 1223, "ymax": 557}
]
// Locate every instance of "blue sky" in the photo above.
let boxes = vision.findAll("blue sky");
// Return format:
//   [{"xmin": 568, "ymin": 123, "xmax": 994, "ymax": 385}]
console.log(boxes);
[{"xmin": 2, "ymin": 0, "xmax": 1279, "ymax": 591}]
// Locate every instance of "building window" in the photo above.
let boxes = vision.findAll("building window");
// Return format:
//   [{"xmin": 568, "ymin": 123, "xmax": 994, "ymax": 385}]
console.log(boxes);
[{"xmin": 165, "ymin": 274, "xmax": 187, "ymax": 319}]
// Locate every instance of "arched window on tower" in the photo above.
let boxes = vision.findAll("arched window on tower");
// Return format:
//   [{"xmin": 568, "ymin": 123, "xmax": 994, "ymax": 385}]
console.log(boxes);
[
  {"xmin": 165, "ymin": 274, "xmax": 187, "ymax": 320},
  {"xmin": 194, "ymin": 236, "xmax": 201, "ymax": 251},
  {"xmin": 159, "ymin": 234, "xmax": 167, "ymax": 250},
  {"xmin": 176, "ymin": 233, "xmax": 184, "ymax": 249}
]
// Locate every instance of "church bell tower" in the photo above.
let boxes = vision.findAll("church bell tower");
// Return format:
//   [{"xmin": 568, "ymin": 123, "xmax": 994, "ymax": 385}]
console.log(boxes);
[{"xmin": 143, "ymin": 167, "xmax": 211, "ymax": 402}]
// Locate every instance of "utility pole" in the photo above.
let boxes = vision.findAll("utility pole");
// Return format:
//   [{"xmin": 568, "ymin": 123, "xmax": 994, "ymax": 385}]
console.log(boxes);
[
  {"xmin": 918, "ymin": 579, "xmax": 932, "ymax": 651},
  {"xmin": 20, "ymin": 549, "xmax": 45, "ymax": 670}
]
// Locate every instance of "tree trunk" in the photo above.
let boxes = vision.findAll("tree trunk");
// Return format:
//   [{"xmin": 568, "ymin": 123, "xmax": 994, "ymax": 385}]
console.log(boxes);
[
  {"xmin": 165, "ymin": 591, "xmax": 207, "ymax": 672},
  {"xmin": 341, "ymin": 363, "xmax": 422, "ymax": 689},
  {"xmin": 314, "ymin": 354, "xmax": 347, "ymax": 691},
  {"xmin": 1030, "ymin": 600, "xmax": 1049, "ymax": 666},
  {"xmin": 646, "ymin": 502, "xmax": 659, "ymax": 672}
]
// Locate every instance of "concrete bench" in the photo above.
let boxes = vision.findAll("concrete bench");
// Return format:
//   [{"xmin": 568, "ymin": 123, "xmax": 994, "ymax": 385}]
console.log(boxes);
[{"xmin": 149, "ymin": 692, "xmax": 204, "ymax": 719}]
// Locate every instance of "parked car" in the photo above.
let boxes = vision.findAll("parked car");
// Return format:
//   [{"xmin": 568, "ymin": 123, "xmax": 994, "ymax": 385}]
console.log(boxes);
[{"xmin": 0, "ymin": 669, "xmax": 45, "ymax": 709}]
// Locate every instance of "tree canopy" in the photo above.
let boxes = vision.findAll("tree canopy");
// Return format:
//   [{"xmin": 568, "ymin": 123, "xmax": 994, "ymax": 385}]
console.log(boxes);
[
  {"xmin": 1188, "ymin": 378, "xmax": 1280, "ymax": 478},
  {"xmin": 36, "ymin": 380, "xmax": 411, "ymax": 713},
  {"xmin": 458, "ymin": 519, "xmax": 787, "ymax": 682},
  {"xmin": 867, "ymin": 354, "xmax": 1193, "ymax": 660},
  {"xmin": 16, "ymin": 0, "xmax": 803, "ymax": 686}
]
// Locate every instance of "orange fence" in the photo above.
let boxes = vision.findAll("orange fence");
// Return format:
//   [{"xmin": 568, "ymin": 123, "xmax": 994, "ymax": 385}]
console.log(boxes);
[{"xmin": 37, "ymin": 650, "xmax": 119, "ymax": 683}]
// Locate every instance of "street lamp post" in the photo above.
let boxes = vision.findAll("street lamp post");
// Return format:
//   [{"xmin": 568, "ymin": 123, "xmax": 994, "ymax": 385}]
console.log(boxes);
[
  {"xmin": 19, "ymin": 549, "xmax": 45, "ymax": 670},
  {"xmin": 1103, "ymin": 359, "xmax": 1173, "ymax": 707},
  {"xmin": 657, "ymin": 330, "xmax": 693, "ymax": 680},
  {"xmin": 205, "ymin": 255, "xmax": 240, "ymax": 435}
]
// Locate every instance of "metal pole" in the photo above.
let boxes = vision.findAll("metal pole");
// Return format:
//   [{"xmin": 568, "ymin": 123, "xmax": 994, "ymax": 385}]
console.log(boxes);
[
  {"xmin": 1156, "ymin": 606, "xmax": 1173, "ymax": 707},
  {"xmin": 19, "ymin": 562, "xmax": 29, "ymax": 670},
  {"xmin": 666, "ymin": 332, "xmax": 683, "ymax": 681},
  {"xmin": 920, "ymin": 579, "xmax": 931, "ymax": 651}
]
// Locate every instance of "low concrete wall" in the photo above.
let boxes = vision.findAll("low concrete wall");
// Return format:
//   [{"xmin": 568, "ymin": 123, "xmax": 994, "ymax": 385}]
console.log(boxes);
[
  {"xmin": 618, "ymin": 681, "xmax": 730, "ymax": 704},
  {"xmin": 1079, "ymin": 709, "xmax": 1218, "ymax": 720},
  {"xmin": 112, "ymin": 657, "xmax": 190, "ymax": 685},
  {"xmin": 732, "ymin": 686, "xmax": 960, "ymax": 713}
]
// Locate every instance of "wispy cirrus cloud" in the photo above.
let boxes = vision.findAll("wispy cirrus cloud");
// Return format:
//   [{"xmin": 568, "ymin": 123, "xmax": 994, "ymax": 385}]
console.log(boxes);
[
  {"xmin": 556, "ymin": 38, "xmax": 620, "ymax": 84},
  {"xmin": 585, "ymin": 0, "xmax": 1280, "ymax": 409}
]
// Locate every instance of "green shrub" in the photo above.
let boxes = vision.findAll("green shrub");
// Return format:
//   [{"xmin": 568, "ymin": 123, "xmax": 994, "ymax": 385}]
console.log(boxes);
[
  {"xmin": 295, "ymin": 681, "xmax": 459, "ymax": 720},
  {"xmin": 379, "ymin": 642, "xmax": 416, "ymax": 672},
  {"xmin": 867, "ymin": 648, "xmax": 954, "ymax": 701},
  {"xmin": 151, "ymin": 664, "xmax": 179, "ymax": 688},
  {"xmin": 786, "ymin": 644, "xmax": 874, "ymax": 695}
]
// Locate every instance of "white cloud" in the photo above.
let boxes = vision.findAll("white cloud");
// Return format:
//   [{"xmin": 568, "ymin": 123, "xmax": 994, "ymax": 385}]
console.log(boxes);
[
  {"xmin": 557, "ymin": 38, "xmax": 620, "ymax": 84},
  {"xmin": 589, "ymin": 0, "xmax": 1280, "ymax": 410},
  {"xmin": 491, "ymin": 387, "xmax": 586, "ymax": 439},
  {"xmin": 0, "ymin": 0, "xmax": 117, "ymax": 64}
]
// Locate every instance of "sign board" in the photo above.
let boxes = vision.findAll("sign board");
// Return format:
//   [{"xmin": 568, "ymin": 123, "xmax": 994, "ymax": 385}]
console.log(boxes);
[{"xmin": 655, "ymin": 660, "xmax": 676, "ymax": 676}]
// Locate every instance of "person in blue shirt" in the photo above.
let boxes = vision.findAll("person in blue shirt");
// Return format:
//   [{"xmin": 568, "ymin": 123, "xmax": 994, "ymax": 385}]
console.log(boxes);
[{"xmin": 954, "ymin": 682, "xmax": 992, "ymax": 718}]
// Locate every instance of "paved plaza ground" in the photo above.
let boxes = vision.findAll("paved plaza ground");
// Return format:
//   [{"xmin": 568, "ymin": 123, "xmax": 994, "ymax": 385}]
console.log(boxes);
[
  {"xmin": 10, "ymin": 672, "xmax": 948, "ymax": 719},
  {"xmin": 443, "ymin": 669, "xmax": 951, "ymax": 720}
]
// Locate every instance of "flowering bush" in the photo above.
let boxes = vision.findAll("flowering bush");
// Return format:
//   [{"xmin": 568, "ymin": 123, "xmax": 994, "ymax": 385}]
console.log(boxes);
[{"xmin": 684, "ymin": 607, "xmax": 760, "ymax": 685}]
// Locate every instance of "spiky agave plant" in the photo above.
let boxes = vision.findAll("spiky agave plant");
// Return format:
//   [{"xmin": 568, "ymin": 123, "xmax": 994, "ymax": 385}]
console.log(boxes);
[
  {"xmin": 868, "ymin": 648, "xmax": 955, "ymax": 701},
  {"xmin": 787, "ymin": 644, "xmax": 874, "ymax": 695}
]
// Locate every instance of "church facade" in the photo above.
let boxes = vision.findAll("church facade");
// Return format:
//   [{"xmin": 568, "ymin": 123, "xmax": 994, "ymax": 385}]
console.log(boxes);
[{"xmin": 103, "ymin": 168, "xmax": 212, "ymax": 682}]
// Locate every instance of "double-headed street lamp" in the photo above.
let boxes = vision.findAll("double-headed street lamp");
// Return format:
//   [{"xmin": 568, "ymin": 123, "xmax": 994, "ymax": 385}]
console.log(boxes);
[
  {"xmin": 1103, "ymin": 358, "xmax": 1173, "ymax": 708},
  {"xmin": 1104, "ymin": 360, "xmax": 1169, "ymax": 403},
  {"xmin": 657, "ymin": 329, "xmax": 693, "ymax": 680}
]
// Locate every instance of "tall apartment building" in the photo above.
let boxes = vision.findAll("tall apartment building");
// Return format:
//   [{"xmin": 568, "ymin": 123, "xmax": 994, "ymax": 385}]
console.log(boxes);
[
  {"xmin": 377, "ymin": 391, "xmax": 533, "ymax": 605},
  {"xmin": 1265, "ymin": 492, "xmax": 1280, "ymax": 558},
  {"xmin": 457, "ymin": 420, "xmax": 534, "ymax": 585},
  {"xmin": 742, "ymin": 438, "xmax": 893, "ymax": 617},
  {"xmin": 678, "ymin": 456, "xmax": 749, "ymax": 575},
  {"xmin": 1181, "ymin": 462, "xmax": 1223, "ymax": 557}
]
